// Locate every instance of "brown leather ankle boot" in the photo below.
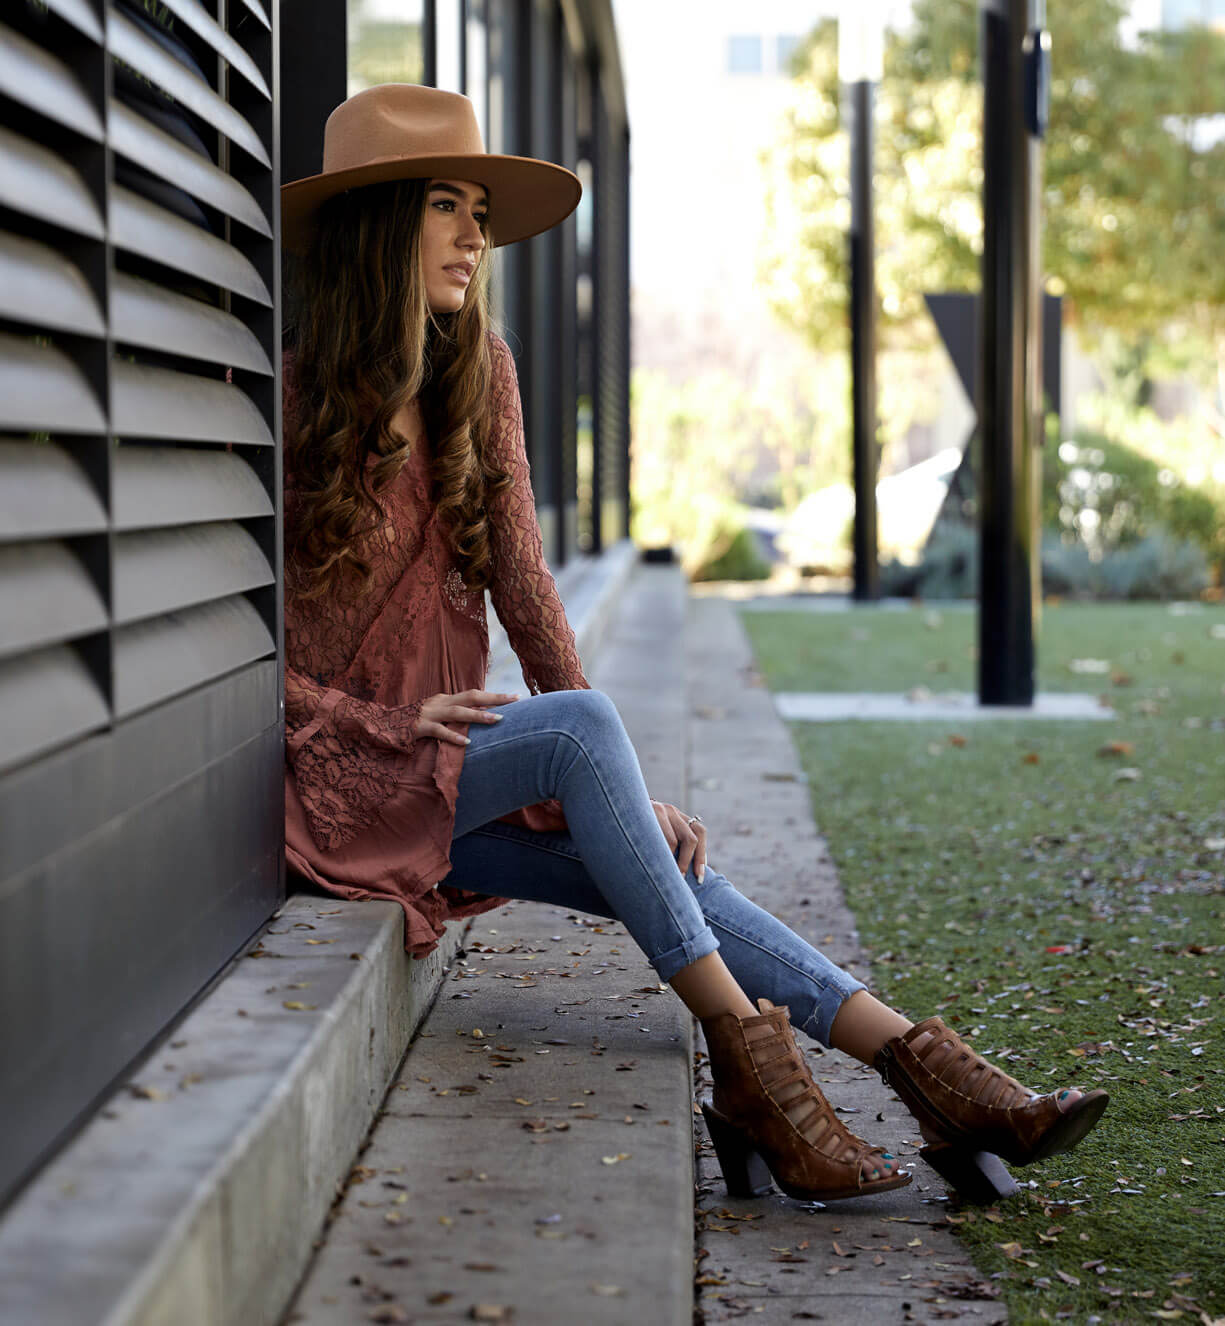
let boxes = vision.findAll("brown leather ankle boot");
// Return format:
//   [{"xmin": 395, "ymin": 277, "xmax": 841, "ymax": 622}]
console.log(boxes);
[
  {"xmin": 699, "ymin": 997, "xmax": 911, "ymax": 1202},
  {"xmin": 874, "ymin": 1017, "xmax": 1109, "ymax": 1202}
]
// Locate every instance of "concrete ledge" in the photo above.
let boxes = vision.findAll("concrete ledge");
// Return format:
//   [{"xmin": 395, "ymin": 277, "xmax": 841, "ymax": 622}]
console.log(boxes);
[
  {"xmin": 0, "ymin": 897, "xmax": 458, "ymax": 1326},
  {"xmin": 485, "ymin": 537, "xmax": 638, "ymax": 693},
  {"xmin": 0, "ymin": 540, "xmax": 640, "ymax": 1326}
]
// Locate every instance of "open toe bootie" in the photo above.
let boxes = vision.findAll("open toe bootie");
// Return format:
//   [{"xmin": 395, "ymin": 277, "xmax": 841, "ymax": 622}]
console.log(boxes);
[
  {"xmin": 700, "ymin": 997, "xmax": 911, "ymax": 1203},
  {"xmin": 874, "ymin": 1016, "xmax": 1109, "ymax": 1203}
]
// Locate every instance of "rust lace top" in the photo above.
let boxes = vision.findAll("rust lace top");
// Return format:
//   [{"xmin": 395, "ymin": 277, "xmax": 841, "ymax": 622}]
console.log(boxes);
[{"xmin": 283, "ymin": 334, "xmax": 590, "ymax": 957}]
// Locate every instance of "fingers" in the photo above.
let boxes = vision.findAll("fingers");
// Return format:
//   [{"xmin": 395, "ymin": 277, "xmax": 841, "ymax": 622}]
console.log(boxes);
[
  {"xmin": 418, "ymin": 720, "xmax": 470, "ymax": 747},
  {"xmin": 692, "ymin": 821, "xmax": 708, "ymax": 881},
  {"xmin": 657, "ymin": 801, "xmax": 701, "ymax": 878},
  {"xmin": 652, "ymin": 800, "xmax": 679, "ymax": 852},
  {"xmin": 462, "ymin": 690, "xmax": 520, "ymax": 706}
]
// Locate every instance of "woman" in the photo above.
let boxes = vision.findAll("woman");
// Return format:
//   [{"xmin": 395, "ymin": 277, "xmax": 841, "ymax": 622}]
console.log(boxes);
[{"xmin": 279, "ymin": 83, "xmax": 1107, "ymax": 1206}]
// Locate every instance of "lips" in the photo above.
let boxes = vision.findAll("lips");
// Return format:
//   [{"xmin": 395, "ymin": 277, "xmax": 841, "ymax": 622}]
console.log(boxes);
[{"xmin": 444, "ymin": 263, "xmax": 474, "ymax": 282}]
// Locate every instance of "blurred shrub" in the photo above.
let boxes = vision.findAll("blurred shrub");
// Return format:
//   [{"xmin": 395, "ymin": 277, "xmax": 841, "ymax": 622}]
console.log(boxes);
[
  {"xmin": 880, "ymin": 524, "xmax": 977, "ymax": 599},
  {"xmin": 1091, "ymin": 532, "xmax": 1210, "ymax": 600},
  {"xmin": 1044, "ymin": 420, "xmax": 1225, "ymax": 581},
  {"xmin": 882, "ymin": 525, "xmax": 1209, "ymax": 600},
  {"xmin": 690, "ymin": 518, "xmax": 772, "ymax": 583}
]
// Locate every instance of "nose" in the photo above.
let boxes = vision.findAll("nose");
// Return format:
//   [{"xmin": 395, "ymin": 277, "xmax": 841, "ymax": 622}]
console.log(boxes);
[{"xmin": 460, "ymin": 212, "xmax": 485, "ymax": 251}]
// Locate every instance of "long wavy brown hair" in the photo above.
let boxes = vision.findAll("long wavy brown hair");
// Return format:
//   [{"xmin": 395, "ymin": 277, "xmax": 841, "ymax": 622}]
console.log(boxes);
[{"xmin": 284, "ymin": 177, "xmax": 511, "ymax": 601}]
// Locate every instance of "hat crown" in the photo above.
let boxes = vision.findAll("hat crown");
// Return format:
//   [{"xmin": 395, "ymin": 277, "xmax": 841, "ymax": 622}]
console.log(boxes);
[{"xmin": 321, "ymin": 84, "xmax": 485, "ymax": 175}]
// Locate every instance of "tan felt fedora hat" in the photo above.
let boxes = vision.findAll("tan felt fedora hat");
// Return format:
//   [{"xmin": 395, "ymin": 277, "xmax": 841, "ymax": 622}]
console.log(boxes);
[{"xmin": 281, "ymin": 83, "xmax": 581, "ymax": 251}]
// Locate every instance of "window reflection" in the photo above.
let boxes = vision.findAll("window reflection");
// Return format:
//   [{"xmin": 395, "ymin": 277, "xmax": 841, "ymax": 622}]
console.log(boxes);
[{"xmin": 348, "ymin": 0, "xmax": 425, "ymax": 95}]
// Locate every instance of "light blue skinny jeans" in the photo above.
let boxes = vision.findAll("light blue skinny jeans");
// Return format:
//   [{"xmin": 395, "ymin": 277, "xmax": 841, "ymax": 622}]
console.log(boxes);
[{"xmin": 441, "ymin": 688, "xmax": 866, "ymax": 1047}]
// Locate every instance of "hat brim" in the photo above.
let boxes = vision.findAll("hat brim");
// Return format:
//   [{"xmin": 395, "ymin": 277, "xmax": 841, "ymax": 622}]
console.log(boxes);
[{"xmin": 280, "ymin": 153, "xmax": 581, "ymax": 251}]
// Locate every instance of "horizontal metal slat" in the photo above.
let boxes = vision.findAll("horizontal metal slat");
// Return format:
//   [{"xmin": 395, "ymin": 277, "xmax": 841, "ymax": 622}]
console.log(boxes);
[
  {"xmin": 0, "ymin": 646, "xmax": 109, "ymax": 776},
  {"xmin": 113, "ymin": 446, "xmax": 272, "ymax": 530},
  {"xmin": 155, "ymin": 0, "xmax": 270, "ymax": 99},
  {"xmin": 111, "ymin": 360, "xmax": 272, "ymax": 444},
  {"xmin": 0, "ymin": 332, "xmax": 106, "ymax": 434},
  {"xmin": 0, "ymin": 230, "xmax": 105, "ymax": 338},
  {"xmin": 0, "ymin": 125, "xmax": 105, "ymax": 240},
  {"xmin": 110, "ymin": 186, "xmax": 272, "ymax": 306},
  {"xmin": 236, "ymin": 0, "xmax": 272, "ymax": 31},
  {"xmin": 0, "ymin": 440, "xmax": 106, "ymax": 542},
  {"xmin": 110, "ymin": 273, "xmax": 272, "ymax": 374},
  {"xmin": 0, "ymin": 22, "xmax": 104, "ymax": 142},
  {"xmin": 115, "ymin": 521, "xmax": 273, "ymax": 624},
  {"xmin": 113, "ymin": 594, "xmax": 274, "ymax": 718},
  {"xmin": 40, "ymin": 0, "xmax": 103, "ymax": 42},
  {"xmin": 109, "ymin": 100, "xmax": 271, "ymax": 238},
  {"xmin": 107, "ymin": 10, "xmax": 270, "ymax": 168},
  {"xmin": 0, "ymin": 541, "xmax": 108, "ymax": 660}
]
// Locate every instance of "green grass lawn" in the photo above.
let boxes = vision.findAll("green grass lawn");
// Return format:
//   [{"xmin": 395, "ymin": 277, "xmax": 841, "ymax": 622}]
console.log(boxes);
[{"xmin": 742, "ymin": 601, "xmax": 1225, "ymax": 1325}]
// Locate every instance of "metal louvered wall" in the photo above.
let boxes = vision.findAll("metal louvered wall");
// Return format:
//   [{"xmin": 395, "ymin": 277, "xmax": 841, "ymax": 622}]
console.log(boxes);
[{"xmin": 0, "ymin": 0, "xmax": 281, "ymax": 1207}]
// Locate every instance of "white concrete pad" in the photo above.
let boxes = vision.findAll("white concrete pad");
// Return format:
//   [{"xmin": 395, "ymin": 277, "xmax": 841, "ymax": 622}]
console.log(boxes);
[{"xmin": 774, "ymin": 690, "xmax": 1113, "ymax": 721}]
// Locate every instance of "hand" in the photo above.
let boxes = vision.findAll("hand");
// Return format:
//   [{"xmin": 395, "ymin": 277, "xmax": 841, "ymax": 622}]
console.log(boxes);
[
  {"xmin": 650, "ymin": 799, "xmax": 707, "ymax": 882},
  {"xmin": 415, "ymin": 689, "xmax": 519, "ymax": 747}
]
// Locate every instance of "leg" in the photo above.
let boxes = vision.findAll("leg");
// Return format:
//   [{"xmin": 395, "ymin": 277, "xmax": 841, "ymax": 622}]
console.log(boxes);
[
  {"xmin": 444, "ymin": 815, "xmax": 901, "ymax": 1186},
  {"xmin": 449, "ymin": 690, "xmax": 723, "ymax": 985}
]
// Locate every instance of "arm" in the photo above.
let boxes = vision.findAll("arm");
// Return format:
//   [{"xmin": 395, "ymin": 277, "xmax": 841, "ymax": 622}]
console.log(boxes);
[
  {"xmin": 286, "ymin": 664, "xmax": 423, "ymax": 853},
  {"xmin": 484, "ymin": 336, "xmax": 591, "ymax": 695}
]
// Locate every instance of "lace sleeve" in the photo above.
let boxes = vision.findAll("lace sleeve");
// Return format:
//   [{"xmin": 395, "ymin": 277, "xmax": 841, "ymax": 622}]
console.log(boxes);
[
  {"xmin": 286, "ymin": 665, "xmax": 424, "ymax": 853},
  {"xmin": 485, "ymin": 336, "xmax": 591, "ymax": 695}
]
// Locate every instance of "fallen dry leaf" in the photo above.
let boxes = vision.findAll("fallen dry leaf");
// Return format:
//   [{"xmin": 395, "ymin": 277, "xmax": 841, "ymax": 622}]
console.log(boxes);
[{"xmin": 1097, "ymin": 740, "xmax": 1135, "ymax": 757}]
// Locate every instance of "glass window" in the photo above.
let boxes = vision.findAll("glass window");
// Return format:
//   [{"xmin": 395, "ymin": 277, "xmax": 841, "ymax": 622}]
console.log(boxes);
[
  {"xmin": 776, "ymin": 34, "xmax": 801, "ymax": 73},
  {"xmin": 466, "ymin": 0, "xmax": 488, "ymax": 143},
  {"xmin": 727, "ymin": 34, "xmax": 763, "ymax": 74},
  {"xmin": 348, "ymin": 0, "xmax": 424, "ymax": 95},
  {"xmin": 436, "ymin": 0, "xmax": 462, "ymax": 92}
]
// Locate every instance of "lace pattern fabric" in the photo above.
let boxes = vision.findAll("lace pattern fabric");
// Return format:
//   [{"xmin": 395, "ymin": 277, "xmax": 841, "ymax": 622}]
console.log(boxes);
[{"xmin": 282, "ymin": 335, "xmax": 590, "ymax": 955}]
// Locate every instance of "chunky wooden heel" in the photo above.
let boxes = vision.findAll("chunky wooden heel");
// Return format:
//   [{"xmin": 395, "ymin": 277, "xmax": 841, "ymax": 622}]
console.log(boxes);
[
  {"xmin": 700, "ymin": 998, "xmax": 912, "ymax": 1203},
  {"xmin": 701, "ymin": 1101, "xmax": 774, "ymax": 1198},
  {"xmin": 920, "ymin": 1143, "xmax": 1018, "ymax": 1205}
]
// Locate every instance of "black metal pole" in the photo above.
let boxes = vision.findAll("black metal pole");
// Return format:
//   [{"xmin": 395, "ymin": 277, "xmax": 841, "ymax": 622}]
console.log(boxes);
[
  {"xmin": 423, "ymin": 0, "xmax": 437, "ymax": 86},
  {"xmin": 977, "ymin": 0, "xmax": 1048, "ymax": 704},
  {"xmin": 848, "ymin": 78, "xmax": 880, "ymax": 602}
]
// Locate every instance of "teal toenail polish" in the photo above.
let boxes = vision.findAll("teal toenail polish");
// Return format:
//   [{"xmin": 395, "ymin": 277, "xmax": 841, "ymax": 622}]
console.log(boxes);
[
  {"xmin": 1059, "ymin": 1090, "xmax": 1070, "ymax": 1101},
  {"xmin": 882, "ymin": 1153, "xmax": 894, "ymax": 1159}
]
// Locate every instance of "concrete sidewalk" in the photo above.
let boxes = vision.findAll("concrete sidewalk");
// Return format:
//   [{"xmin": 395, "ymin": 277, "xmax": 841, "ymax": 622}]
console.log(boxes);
[
  {"xmin": 685, "ymin": 592, "xmax": 1005, "ymax": 1325},
  {"xmin": 281, "ymin": 564, "xmax": 697, "ymax": 1325}
]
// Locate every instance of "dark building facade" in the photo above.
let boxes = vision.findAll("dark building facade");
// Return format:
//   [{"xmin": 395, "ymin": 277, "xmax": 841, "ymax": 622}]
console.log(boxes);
[{"xmin": 0, "ymin": 0, "xmax": 629, "ymax": 1210}]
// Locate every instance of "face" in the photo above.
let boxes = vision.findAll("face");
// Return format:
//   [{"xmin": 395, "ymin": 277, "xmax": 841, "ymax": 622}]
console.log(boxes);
[{"xmin": 420, "ymin": 178, "xmax": 488, "ymax": 313}]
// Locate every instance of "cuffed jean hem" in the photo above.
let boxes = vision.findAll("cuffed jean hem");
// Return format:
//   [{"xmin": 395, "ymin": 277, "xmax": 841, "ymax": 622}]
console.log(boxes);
[
  {"xmin": 688, "ymin": 867, "xmax": 868, "ymax": 1047},
  {"xmin": 647, "ymin": 928, "xmax": 722, "ymax": 985}
]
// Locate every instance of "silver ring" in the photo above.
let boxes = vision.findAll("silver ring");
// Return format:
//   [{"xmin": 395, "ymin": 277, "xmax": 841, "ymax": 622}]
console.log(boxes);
[{"xmin": 687, "ymin": 815, "xmax": 702, "ymax": 826}]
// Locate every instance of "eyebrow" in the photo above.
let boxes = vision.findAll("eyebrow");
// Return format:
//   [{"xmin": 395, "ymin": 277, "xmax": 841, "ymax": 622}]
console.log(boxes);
[{"xmin": 428, "ymin": 182, "xmax": 489, "ymax": 208}]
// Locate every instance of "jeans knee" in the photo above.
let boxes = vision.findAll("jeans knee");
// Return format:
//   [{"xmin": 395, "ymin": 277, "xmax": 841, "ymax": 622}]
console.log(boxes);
[{"xmin": 546, "ymin": 687, "xmax": 623, "ymax": 741}]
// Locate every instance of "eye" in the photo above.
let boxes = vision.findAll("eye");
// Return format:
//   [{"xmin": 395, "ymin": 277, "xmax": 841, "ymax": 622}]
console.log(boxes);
[
  {"xmin": 431, "ymin": 198, "xmax": 456, "ymax": 212},
  {"xmin": 475, "ymin": 212, "xmax": 489, "ymax": 229}
]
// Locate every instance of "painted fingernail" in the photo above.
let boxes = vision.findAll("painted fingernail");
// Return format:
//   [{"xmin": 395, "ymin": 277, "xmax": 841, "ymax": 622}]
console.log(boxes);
[
  {"xmin": 697, "ymin": 866, "xmax": 705, "ymax": 882},
  {"xmin": 490, "ymin": 713, "xmax": 503, "ymax": 721},
  {"xmin": 463, "ymin": 736, "xmax": 471, "ymax": 745}
]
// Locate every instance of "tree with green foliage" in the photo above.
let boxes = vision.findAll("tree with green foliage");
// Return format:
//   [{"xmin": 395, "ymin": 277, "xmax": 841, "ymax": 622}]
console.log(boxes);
[{"xmin": 761, "ymin": 0, "xmax": 1225, "ymax": 393}]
